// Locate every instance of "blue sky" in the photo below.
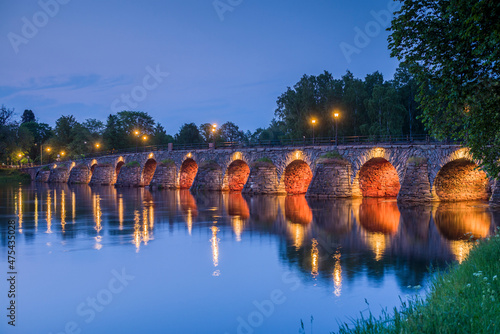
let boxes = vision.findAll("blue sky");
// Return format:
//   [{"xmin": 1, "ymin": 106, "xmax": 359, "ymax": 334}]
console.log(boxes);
[{"xmin": 0, "ymin": 0, "xmax": 401, "ymax": 134}]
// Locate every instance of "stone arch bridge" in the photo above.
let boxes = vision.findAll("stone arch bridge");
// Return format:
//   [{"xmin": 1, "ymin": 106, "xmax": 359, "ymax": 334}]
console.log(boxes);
[{"xmin": 22, "ymin": 143, "xmax": 500, "ymax": 204}]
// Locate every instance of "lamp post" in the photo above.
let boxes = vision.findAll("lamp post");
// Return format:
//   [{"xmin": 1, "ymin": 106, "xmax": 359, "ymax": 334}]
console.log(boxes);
[
  {"xmin": 333, "ymin": 112, "xmax": 340, "ymax": 146},
  {"xmin": 311, "ymin": 119, "xmax": 316, "ymax": 145},
  {"xmin": 212, "ymin": 124, "xmax": 217, "ymax": 148},
  {"xmin": 142, "ymin": 135, "xmax": 148, "ymax": 151},
  {"xmin": 133, "ymin": 129, "xmax": 140, "ymax": 152},
  {"xmin": 41, "ymin": 145, "xmax": 51, "ymax": 165}
]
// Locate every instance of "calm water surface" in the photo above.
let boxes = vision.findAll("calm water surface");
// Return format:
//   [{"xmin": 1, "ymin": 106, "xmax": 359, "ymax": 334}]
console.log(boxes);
[{"xmin": 1, "ymin": 184, "xmax": 499, "ymax": 334}]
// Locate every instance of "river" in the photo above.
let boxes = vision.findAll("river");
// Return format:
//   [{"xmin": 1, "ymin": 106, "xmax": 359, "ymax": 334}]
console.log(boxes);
[{"xmin": 1, "ymin": 183, "xmax": 498, "ymax": 333}]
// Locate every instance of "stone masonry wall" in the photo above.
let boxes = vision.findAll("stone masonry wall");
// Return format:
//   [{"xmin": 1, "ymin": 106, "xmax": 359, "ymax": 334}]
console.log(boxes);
[
  {"xmin": 191, "ymin": 162, "xmax": 223, "ymax": 191},
  {"xmin": 397, "ymin": 158, "xmax": 433, "ymax": 202},
  {"xmin": 243, "ymin": 162, "xmax": 282, "ymax": 195},
  {"xmin": 307, "ymin": 158, "xmax": 352, "ymax": 198},
  {"xmin": 491, "ymin": 180, "xmax": 500, "ymax": 206},
  {"xmin": 115, "ymin": 166, "xmax": 141, "ymax": 187},
  {"xmin": 68, "ymin": 166, "xmax": 92, "ymax": 184},
  {"xmin": 89, "ymin": 165, "xmax": 116, "ymax": 185},
  {"xmin": 48, "ymin": 167, "xmax": 71, "ymax": 183},
  {"xmin": 35, "ymin": 170, "xmax": 50, "ymax": 182},
  {"xmin": 150, "ymin": 164, "xmax": 177, "ymax": 189}
]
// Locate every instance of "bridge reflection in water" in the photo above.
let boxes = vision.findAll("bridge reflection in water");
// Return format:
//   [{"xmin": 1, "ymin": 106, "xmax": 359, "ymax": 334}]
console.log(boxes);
[{"xmin": 5, "ymin": 183, "xmax": 499, "ymax": 294}]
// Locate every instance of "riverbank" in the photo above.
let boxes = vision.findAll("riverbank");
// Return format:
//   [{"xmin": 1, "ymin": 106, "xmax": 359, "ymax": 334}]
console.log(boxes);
[
  {"xmin": 336, "ymin": 230, "xmax": 500, "ymax": 334},
  {"xmin": 0, "ymin": 168, "xmax": 31, "ymax": 183}
]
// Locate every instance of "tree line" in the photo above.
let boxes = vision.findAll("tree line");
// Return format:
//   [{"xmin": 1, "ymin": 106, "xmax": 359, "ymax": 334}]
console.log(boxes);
[{"xmin": 1, "ymin": 63, "xmax": 425, "ymax": 165}]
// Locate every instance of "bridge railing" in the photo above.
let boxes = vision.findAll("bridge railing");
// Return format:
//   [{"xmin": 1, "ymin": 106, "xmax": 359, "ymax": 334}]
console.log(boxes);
[{"xmin": 27, "ymin": 134, "xmax": 458, "ymax": 166}]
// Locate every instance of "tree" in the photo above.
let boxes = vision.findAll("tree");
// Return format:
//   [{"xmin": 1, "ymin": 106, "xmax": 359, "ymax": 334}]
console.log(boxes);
[
  {"xmin": 21, "ymin": 110, "xmax": 35, "ymax": 124},
  {"xmin": 389, "ymin": 0, "xmax": 500, "ymax": 176},
  {"xmin": 0, "ymin": 105, "xmax": 14, "ymax": 126},
  {"xmin": 152, "ymin": 122, "xmax": 173, "ymax": 145},
  {"xmin": 199, "ymin": 123, "xmax": 215, "ymax": 143},
  {"xmin": 103, "ymin": 114, "xmax": 123, "ymax": 150},
  {"xmin": 220, "ymin": 122, "xmax": 244, "ymax": 142},
  {"xmin": 175, "ymin": 123, "xmax": 203, "ymax": 144}
]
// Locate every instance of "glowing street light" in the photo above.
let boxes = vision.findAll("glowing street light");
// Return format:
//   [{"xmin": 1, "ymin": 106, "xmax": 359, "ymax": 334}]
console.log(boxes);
[
  {"xmin": 212, "ymin": 124, "xmax": 217, "ymax": 147},
  {"xmin": 142, "ymin": 135, "xmax": 148, "ymax": 142},
  {"xmin": 95, "ymin": 143, "xmax": 100, "ymax": 149},
  {"xmin": 333, "ymin": 111, "xmax": 340, "ymax": 146},
  {"xmin": 311, "ymin": 119, "xmax": 317, "ymax": 144}
]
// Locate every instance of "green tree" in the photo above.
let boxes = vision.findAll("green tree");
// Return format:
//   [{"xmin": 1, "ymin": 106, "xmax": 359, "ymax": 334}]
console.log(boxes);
[
  {"xmin": 220, "ymin": 122, "xmax": 244, "ymax": 142},
  {"xmin": 103, "ymin": 114, "xmax": 123, "ymax": 150},
  {"xmin": 152, "ymin": 122, "xmax": 173, "ymax": 145},
  {"xmin": 175, "ymin": 123, "xmax": 203, "ymax": 144},
  {"xmin": 21, "ymin": 109, "xmax": 35, "ymax": 124},
  {"xmin": 389, "ymin": 0, "xmax": 500, "ymax": 176}
]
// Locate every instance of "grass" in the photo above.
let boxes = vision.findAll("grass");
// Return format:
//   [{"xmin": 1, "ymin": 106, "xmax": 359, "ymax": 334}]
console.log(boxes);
[
  {"xmin": 256, "ymin": 157, "xmax": 273, "ymax": 163},
  {"xmin": 0, "ymin": 168, "xmax": 31, "ymax": 183},
  {"xmin": 407, "ymin": 156, "xmax": 427, "ymax": 166},
  {"xmin": 335, "ymin": 230, "xmax": 500, "ymax": 334},
  {"xmin": 125, "ymin": 161, "xmax": 140, "ymax": 167},
  {"xmin": 320, "ymin": 151, "xmax": 343, "ymax": 159},
  {"xmin": 159, "ymin": 159, "xmax": 175, "ymax": 166}
]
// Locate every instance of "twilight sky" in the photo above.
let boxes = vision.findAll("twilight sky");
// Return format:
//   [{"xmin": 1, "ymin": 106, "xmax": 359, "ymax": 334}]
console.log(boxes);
[{"xmin": 0, "ymin": 0, "xmax": 401, "ymax": 134}]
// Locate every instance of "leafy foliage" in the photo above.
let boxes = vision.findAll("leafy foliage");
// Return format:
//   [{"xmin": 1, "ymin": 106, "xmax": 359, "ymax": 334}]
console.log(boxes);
[{"xmin": 389, "ymin": 0, "xmax": 500, "ymax": 177}]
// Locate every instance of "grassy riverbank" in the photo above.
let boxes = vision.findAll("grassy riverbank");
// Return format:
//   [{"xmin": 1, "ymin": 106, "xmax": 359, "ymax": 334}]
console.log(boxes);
[
  {"xmin": 0, "ymin": 168, "xmax": 31, "ymax": 183},
  {"xmin": 336, "ymin": 230, "xmax": 500, "ymax": 334}
]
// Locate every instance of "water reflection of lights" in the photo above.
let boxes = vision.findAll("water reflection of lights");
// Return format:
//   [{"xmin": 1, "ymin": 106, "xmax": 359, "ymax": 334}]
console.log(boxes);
[
  {"xmin": 93, "ymin": 194, "xmax": 102, "ymax": 233},
  {"xmin": 232, "ymin": 216, "xmax": 243, "ymax": 242},
  {"xmin": 46, "ymin": 190, "xmax": 52, "ymax": 234},
  {"xmin": 186, "ymin": 208, "xmax": 193, "ymax": 235},
  {"xmin": 333, "ymin": 250, "xmax": 342, "ymax": 297},
  {"xmin": 133, "ymin": 210, "xmax": 141, "ymax": 251},
  {"xmin": 34, "ymin": 193, "xmax": 38, "ymax": 232},
  {"xmin": 288, "ymin": 223, "xmax": 305, "ymax": 250},
  {"xmin": 71, "ymin": 191, "xmax": 76, "ymax": 223},
  {"xmin": 311, "ymin": 239, "xmax": 319, "ymax": 278},
  {"xmin": 118, "ymin": 196, "xmax": 124, "ymax": 230},
  {"xmin": 449, "ymin": 240, "xmax": 474, "ymax": 264},
  {"xmin": 16, "ymin": 187, "xmax": 23, "ymax": 233},
  {"xmin": 61, "ymin": 190, "xmax": 66, "ymax": 231},
  {"xmin": 367, "ymin": 233, "xmax": 386, "ymax": 261},
  {"xmin": 211, "ymin": 226, "xmax": 220, "ymax": 268}
]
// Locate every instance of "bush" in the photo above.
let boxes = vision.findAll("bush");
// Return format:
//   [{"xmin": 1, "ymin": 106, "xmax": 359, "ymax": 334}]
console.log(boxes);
[{"xmin": 125, "ymin": 161, "xmax": 140, "ymax": 168}]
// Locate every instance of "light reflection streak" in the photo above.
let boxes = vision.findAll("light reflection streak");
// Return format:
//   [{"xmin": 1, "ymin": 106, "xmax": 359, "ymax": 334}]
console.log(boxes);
[
  {"xmin": 449, "ymin": 240, "xmax": 474, "ymax": 264},
  {"xmin": 232, "ymin": 216, "xmax": 243, "ymax": 242},
  {"xmin": 17, "ymin": 187, "xmax": 23, "ymax": 233},
  {"xmin": 46, "ymin": 190, "xmax": 52, "ymax": 233},
  {"xmin": 211, "ymin": 226, "xmax": 220, "ymax": 268},
  {"xmin": 133, "ymin": 210, "xmax": 141, "ymax": 251},
  {"xmin": 118, "ymin": 196, "xmax": 124, "ymax": 230},
  {"xmin": 186, "ymin": 208, "xmax": 193, "ymax": 235},
  {"xmin": 93, "ymin": 194, "xmax": 102, "ymax": 233},
  {"xmin": 367, "ymin": 233, "xmax": 386, "ymax": 261},
  {"xmin": 289, "ymin": 223, "xmax": 305, "ymax": 250},
  {"xmin": 61, "ymin": 190, "xmax": 66, "ymax": 232},
  {"xmin": 333, "ymin": 250, "xmax": 342, "ymax": 297},
  {"xmin": 311, "ymin": 238, "xmax": 319, "ymax": 278},
  {"xmin": 34, "ymin": 193, "xmax": 38, "ymax": 232},
  {"xmin": 72, "ymin": 191, "xmax": 76, "ymax": 223}
]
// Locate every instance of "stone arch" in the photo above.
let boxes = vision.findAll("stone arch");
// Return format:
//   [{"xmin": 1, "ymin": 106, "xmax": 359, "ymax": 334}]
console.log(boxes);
[
  {"xmin": 225, "ymin": 159, "xmax": 250, "ymax": 192},
  {"xmin": 433, "ymin": 158, "xmax": 490, "ymax": 201},
  {"xmin": 90, "ymin": 159, "xmax": 98, "ymax": 174},
  {"xmin": 179, "ymin": 158, "xmax": 198, "ymax": 189},
  {"xmin": 141, "ymin": 158, "xmax": 157, "ymax": 187},
  {"xmin": 357, "ymin": 157, "xmax": 401, "ymax": 197},
  {"xmin": 283, "ymin": 160, "xmax": 313, "ymax": 195},
  {"xmin": 114, "ymin": 159, "xmax": 125, "ymax": 184}
]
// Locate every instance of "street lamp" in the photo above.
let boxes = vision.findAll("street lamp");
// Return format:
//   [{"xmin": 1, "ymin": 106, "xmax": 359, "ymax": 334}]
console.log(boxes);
[
  {"xmin": 41, "ymin": 145, "xmax": 51, "ymax": 165},
  {"xmin": 212, "ymin": 124, "xmax": 217, "ymax": 147},
  {"xmin": 311, "ymin": 119, "xmax": 317, "ymax": 144},
  {"xmin": 95, "ymin": 143, "xmax": 100, "ymax": 149},
  {"xmin": 333, "ymin": 111, "xmax": 340, "ymax": 146}
]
